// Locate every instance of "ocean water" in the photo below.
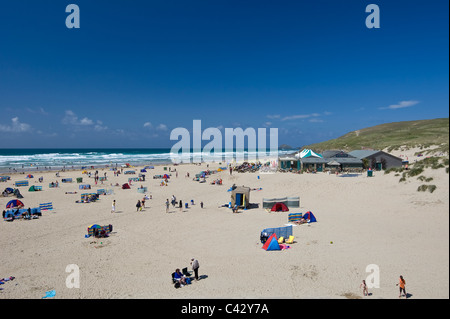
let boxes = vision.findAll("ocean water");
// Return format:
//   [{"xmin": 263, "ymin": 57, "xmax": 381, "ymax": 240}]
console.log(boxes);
[{"xmin": 0, "ymin": 148, "xmax": 287, "ymax": 173}]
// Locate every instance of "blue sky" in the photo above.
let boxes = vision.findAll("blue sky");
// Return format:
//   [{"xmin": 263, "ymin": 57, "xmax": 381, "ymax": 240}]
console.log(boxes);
[{"xmin": 0, "ymin": 0, "xmax": 448, "ymax": 148}]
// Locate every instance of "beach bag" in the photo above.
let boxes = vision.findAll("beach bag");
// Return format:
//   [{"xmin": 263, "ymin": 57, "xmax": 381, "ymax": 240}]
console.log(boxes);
[
  {"xmin": 174, "ymin": 282, "xmax": 180, "ymax": 289},
  {"xmin": 186, "ymin": 277, "xmax": 191, "ymax": 285}
]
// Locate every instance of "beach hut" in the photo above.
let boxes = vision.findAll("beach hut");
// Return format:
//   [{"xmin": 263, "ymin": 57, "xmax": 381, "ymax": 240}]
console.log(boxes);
[
  {"xmin": 231, "ymin": 186, "xmax": 250, "ymax": 209},
  {"xmin": 6, "ymin": 199, "xmax": 24, "ymax": 209}
]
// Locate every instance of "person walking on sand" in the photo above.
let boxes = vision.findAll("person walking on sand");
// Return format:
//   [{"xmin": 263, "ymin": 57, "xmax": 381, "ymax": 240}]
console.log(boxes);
[
  {"xmin": 397, "ymin": 275, "xmax": 407, "ymax": 298},
  {"xmin": 360, "ymin": 280, "xmax": 369, "ymax": 297},
  {"xmin": 165, "ymin": 199, "xmax": 170, "ymax": 213},
  {"xmin": 136, "ymin": 200, "xmax": 141, "ymax": 212},
  {"xmin": 191, "ymin": 258, "xmax": 200, "ymax": 281},
  {"xmin": 111, "ymin": 200, "xmax": 116, "ymax": 213}
]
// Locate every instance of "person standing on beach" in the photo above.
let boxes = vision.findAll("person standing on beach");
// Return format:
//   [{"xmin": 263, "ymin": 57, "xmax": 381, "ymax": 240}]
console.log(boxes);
[
  {"xmin": 111, "ymin": 200, "xmax": 116, "ymax": 213},
  {"xmin": 136, "ymin": 200, "xmax": 141, "ymax": 212},
  {"xmin": 360, "ymin": 280, "xmax": 369, "ymax": 297},
  {"xmin": 165, "ymin": 199, "xmax": 170, "ymax": 213},
  {"xmin": 191, "ymin": 258, "xmax": 200, "ymax": 281},
  {"xmin": 179, "ymin": 200, "xmax": 182, "ymax": 212},
  {"xmin": 397, "ymin": 275, "xmax": 407, "ymax": 298}
]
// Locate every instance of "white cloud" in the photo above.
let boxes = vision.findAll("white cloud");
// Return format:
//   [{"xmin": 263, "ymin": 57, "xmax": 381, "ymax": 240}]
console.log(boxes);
[
  {"xmin": 156, "ymin": 124, "xmax": 168, "ymax": 131},
  {"xmin": 281, "ymin": 113, "xmax": 321, "ymax": 121},
  {"xmin": 309, "ymin": 118, "xmax": 324, "ymax": 123},
  {"xmin": 380, "ymin": 100, "xmax": 420, "ymax": 110},
  {"xmin": 26, "ymin": 107, "xmax": 48, "ymax": 115},
  {"xmin": 80, "ymin": 117, "xmax": 94, "ymax": 125},
  {"xmin": 266, "ymin": 114, "xmax": 281, "ymax": 119},
  {"xmin": 0, "ymin": 117, "xmax": 31, "ymax": 133},
  {"xmin": 63, "ymin": 110, "xmax": 107, "ymax": 131},
  {"xmin": 143, "ymin": 122, "xmax": 152, "ymax": 128}
]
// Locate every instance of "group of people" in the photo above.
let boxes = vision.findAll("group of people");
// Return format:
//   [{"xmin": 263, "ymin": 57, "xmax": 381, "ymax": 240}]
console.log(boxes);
[
  {"xmin": 2, "ymin": 207, "xmax": 36, "ymax": 221},
  {"xmin": 173, "ymin": 258, "xmax": 200, "ymax": 287},
  {"xmin": 165, "ymin": 195, "xmax": 203, "ymax": 213},
  {"xmin": 360, "ymin": 275, "xmax": 407, "ymax": 298}
]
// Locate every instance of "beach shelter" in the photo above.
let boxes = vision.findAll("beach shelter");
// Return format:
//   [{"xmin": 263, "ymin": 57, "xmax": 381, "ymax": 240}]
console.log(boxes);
[
  {"xmin": 270, "ymin": 202, "xmax": 289, "ymax": 212},
  {"xmin": 262, "ymin": 233, "xmax": 281, "ymax": 251},
  {"xmin": 303, "ymin": 211, "xmax": 317, "ymax": 223},
  {"xmin": 6, "ymin": 199, "xmax": 24, "ymax": 209},
  {"xmin": 122, "ymin": 183, "xmax": 131, "ymax": 189},
  {"xmin": 163, "ymin": 174, "xmax": 170, "ymax": 179},
  {"xmin": 26, "ymin": 174, "xmax": 34, "ymax": 178},
  {"xmin": 231, "ymin": 186, "xmax": 250, "ymax": 209},
  {"xmin": 28, "ymin": 185, "xmax": 42, "ymax": 192},
  {"xmin": 14, "ymin": 189, "xmax": 24, "ymax": 198},
  {"xmin": 140, "ymin": 169, "xmax": 147, "ymax": 172}
]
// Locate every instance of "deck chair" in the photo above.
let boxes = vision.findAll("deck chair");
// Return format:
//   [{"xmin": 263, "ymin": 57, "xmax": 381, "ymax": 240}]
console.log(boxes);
[
  {"xmin": 182, "ymin": 267, "xmax": 191, "ymax": 277},
  {"xmin": 278, "ymin": 236, "xmax": 284, "ymax": 244},
  {"xmin": 285, "ymin": 235, "xmax": 294, "ymax": 244}
]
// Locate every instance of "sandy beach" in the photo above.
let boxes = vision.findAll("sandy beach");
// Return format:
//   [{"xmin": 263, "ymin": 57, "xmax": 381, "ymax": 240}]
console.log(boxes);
[{"xmin": 0, "ymin": 147, "xmax": 448, "ymax": 299}]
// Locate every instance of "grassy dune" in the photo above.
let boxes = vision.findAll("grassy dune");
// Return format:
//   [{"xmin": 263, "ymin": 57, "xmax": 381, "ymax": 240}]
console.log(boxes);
[{"xmin": 303, "ymin": 118, "xmax": 449, "ymax": 153}]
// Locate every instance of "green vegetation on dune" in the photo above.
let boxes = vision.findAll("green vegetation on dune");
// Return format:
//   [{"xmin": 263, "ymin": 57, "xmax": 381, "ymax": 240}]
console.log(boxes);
[{"xmin": 303, "ymin": 118, "xmax": 449, "ymax": 153}]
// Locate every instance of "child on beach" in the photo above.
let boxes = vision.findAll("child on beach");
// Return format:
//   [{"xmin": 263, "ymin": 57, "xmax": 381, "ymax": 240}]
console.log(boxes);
[
  {"xmin": 397, "ymin": 275, "xmax": 407, "ymax": 298},
  {"xmin": 111, "ymin": 200, "xmax": 116, "ymax": 213},
  {"xmin": 360, "ymin": 280, "xmax": 369, "ymax": 296}
]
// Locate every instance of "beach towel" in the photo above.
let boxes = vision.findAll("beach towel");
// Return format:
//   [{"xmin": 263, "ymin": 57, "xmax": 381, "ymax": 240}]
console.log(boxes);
[{"xmin": 42, "ymin": 290, "xmax": 56, "ymax": 299}]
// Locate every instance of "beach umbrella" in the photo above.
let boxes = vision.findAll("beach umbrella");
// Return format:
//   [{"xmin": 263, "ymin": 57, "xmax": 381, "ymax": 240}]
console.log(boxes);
[{"xmin": 6, "ymin": 199, "xmax": 24, "ymax": 208}]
